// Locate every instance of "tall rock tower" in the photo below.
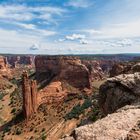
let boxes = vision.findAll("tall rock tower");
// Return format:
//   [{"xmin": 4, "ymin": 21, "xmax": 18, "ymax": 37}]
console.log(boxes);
[
  {"xmin": 31, "ymin": 80, "xmax": 37, "ymax": 113},
  {"xmin": 22, "ymin": 71, "xmax": 37, "ymax": 120}
]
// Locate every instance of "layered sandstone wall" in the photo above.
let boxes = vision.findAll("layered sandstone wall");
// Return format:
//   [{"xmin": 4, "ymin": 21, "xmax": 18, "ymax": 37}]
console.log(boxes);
[
  {"xmin": 0, "ymin": 56, "xmax": 8, "ymax": 70},
  {"xmin": 35, "ymin": 56, "xmax": 91, "ymax": 89},
  {"xmin": 109, "ymin": 62, "xmax": 140, "ymax": 77},
  {"xmin": 0, "ymin": 56, "xmax": 11, "ymax": 78},
  {"xmin": 22, "ymin": 56, "xmax": 93, "ymax": 119},
  {"xmin": 7, "ymin": 55, "xmax": 34, "ymax": 68}
]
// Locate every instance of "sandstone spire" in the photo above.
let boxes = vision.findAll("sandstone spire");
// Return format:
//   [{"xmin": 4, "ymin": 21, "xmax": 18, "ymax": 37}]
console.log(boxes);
[
  {"xmin": 31, "ymin": 80, "xmax": 37, "ymax": 113},
  {"xmin": 22, "ymin": 71, "xmax": 33, "ymax": 120}
]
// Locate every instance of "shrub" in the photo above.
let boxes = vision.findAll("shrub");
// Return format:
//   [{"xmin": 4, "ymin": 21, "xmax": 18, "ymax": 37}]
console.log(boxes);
[
  {"xmin": 15, "ymin": 129, "xmax": 22, "ymax": 135},
  {"xmin": 42, "ymin": 128, "xmax": 45, "ymax": 132},
  {"xmin": 11, "ymin": 108, "xmax": 16, "ymax": 114},
  {"xmin": 41, "ymin": 135, "xmax": 46, "ymax": 140}
]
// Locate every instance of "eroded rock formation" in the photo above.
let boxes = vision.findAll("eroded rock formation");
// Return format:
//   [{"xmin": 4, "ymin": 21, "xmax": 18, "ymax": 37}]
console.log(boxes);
[
  {"xmin": 109, "ymin": 62, "xmax": 140, "ymax": 77},
  {"xmin": 63, "ymin": 72, "xmax": 140, "ymax": 140},
  {"xmin": 99, "ymin": 72, "xmax": 140, "ymax": 115},
  {"xmin": 0, "ymin": 55, "xmax": 11, "ymax": 78},
  {"xmin": 22, "ymin": 71, "xmax": 37, "ymax": 120},
  {"xmin": 35, "ymin": 56, "xmax": 91, "ymax": 89},
  {"xmin": 62, "ymin": 105, "xmax": 140, "ymax": 140},
  {"xmin": 7, "ymin": 55, "xmax": 34, "ymax": 68},
  {"xmin": 0, "ymin": 56, "xmax": 7, "ymax": 70},
  {"xmin": 22, "ymin": 56, "xmax": 92, "ymax": 120},
  {"xmin": 82, "ymin": 60, "xmax": 105, "ymax": 81}
]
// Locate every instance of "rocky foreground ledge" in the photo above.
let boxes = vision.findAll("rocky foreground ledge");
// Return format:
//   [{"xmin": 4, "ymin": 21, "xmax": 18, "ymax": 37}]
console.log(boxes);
[
  {"xmin": 63, "ymin": 105, "xmax": 140, "ymax": 140},
  {"xmin": 62, "ymin": 73, "xmax": 140, "ymax": 140}
]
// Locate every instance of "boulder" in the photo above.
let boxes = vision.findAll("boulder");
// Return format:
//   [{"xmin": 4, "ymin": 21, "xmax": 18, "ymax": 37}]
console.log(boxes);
[
  {"xmin": 62, "ymin": 105, "xmax": 140, "ymax": 140},
  {"xmin": 99, "ymin": 73, "xmax": 140, "ymax": 115}
]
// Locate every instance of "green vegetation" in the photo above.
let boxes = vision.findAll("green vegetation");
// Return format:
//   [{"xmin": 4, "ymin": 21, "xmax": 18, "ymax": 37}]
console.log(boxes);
[
  {"xmin": 0, "ymin": 92, "xmax": 5, "ymax": 100},
  {"xmin": 15, "ymin": 128, "xmax": 22, "ymax": 135},
  {"xmin": 41, "ymin": 128, "xmax": 45, "ymax": 132},
  {"xmin": 65, "ymin": 98, "xmax": 92, "ymax": 120},
  {"xmin": 11, "ymin": 108, "xmax": 16, "ymax": 114},
  {"xmin": 41, "ymin": 134, "xmax": 46, "ymax": 140}
]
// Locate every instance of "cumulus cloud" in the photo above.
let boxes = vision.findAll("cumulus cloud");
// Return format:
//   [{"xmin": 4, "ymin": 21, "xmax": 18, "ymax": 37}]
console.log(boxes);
[
  {"xmin": 65, "ymin": 0, "xmax": 94, "ymax": 8},
  {"xmin": 29, "ymin": 44, "xmax": 40, "ymax": 50},
  {"xmin": 65, "ymin": 34, "xmax": 86, "ymax": 40},
  {"xmin": 80, "ymin": 39, "xmax": 88, "ymax": 44},
  {"xmin": 58, "ymin": 33, "xmax": 88, "ymax": 45}
]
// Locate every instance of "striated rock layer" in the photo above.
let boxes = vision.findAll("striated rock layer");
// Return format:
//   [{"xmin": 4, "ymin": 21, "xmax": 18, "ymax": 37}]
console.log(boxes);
[
  {"xmin": 7, "ymin": 55, "xmax": 34, "ymax": 68},
  {"xmin": 35, "ymin": 56, "xmax": 91, "ymax": 89},
  {"xmin": 0, "ymin": 55, "xmax": 11, "ymax": 78},
  {"xmin": 63, "ymin": 72, "xmax": 140, "ymax": 140},
  {"xmin": 99, "ymin": 72, "xmax": 140, "ymax": 115},
  {"xmin": 110, "ymin": 62, "xmax": 140, "ymax": 77},
  {"xmin": 22, "ymin": 71, "xmax": 37, "ymax": 120},
  {"xmin": 22, "ymin": 56, "xmax": 92, "ymax": 120}
]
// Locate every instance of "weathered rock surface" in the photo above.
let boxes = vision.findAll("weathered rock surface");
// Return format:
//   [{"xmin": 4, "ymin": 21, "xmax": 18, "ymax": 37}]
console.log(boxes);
[
  {"xmin": 0, "ymin": 56, "xmax": 7, "ymax": 70},
  {"xmin": 22, "ymin": 71, "xmax": 37, "ymax": 120},
  {"xmin": 22, "ymin": 56, "xmax": 92, "ymax": 119},
  {"xmin": 63, "ymin": 72, "xmax": 140, "ymax": 140},
  {"xmin": 0, "ymin": 56, "xmax": 11, "ymax": 78},
  {"xmin": 62, "ymin": 105, "xmax": 140, "ymax": 140},
  {"xmin": 35, "ymin": 56, "xmax": 91, "ymax": 89},
  {"xmin": 110, "ymin": 62, "xmax": 140, "ymax": 77},
  {"xmin": 7, "ymin": 55, "xmax": 34, "ymax": 68},
  {"xmin": 99, "ymin": 72, "xmax": 140, "ymax": 115},
  {"xmin": 82, "ymin": 60, "xmax": 105, "ymax": 81},
  {"xmin": 126, "ymin": 120, "xmax": 140, "ymax": 140}
]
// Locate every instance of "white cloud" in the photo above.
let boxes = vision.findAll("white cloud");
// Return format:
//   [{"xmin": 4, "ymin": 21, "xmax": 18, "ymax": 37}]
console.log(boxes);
[
  {"xmin": 0, "ymin": 4, "xmax": 66, "ymax": 23},
  {"xmin": 84, "ymin": 20, "xmax": 140, "ymax": 39},
  {"xmin": 58, "ymin": 33, "xmax": 88, "ymax": 45},
  {"xmin": 15, "ymin": 23, "xmax": 36, "ymax": 30},
  {"xmin": 58, "ymin": 38, "xmax": 65, "ymax": 42},
  {"xmin": 0, "ymin": 28, "xmax": 56, "ymax": 54},
  {"xmin": 9, "ymin": 21, "xmax": 56, "ymax": 36},
  {"xmin": 80, "ymin": 39, "xmax": 88, "ymax": 45},
  {"xmin": 66, "ymin": 34, "xmax": 86, "ymax": 40},
  {"xmin": 65, "ymin": 0, "xmax": 94, "ymax": 8},
  {"xmin": 29, "ymin": 44, "xmax": 40, "ymax": 50}
]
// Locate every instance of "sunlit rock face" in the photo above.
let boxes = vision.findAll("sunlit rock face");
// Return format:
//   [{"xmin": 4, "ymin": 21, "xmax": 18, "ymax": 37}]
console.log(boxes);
[
  {"xmin": 109, "ymin": 62, "xmax": 140, "ymax": 77},
  {"xmin": 22, "ymin": 56, "xmax": 92, "ymax": 120},
  {"xmin": 0, "ymin": 56, "xmax": 7, "ymax": 70},
  {"xmin": 7, "ymin": 55, "xmax": 34, "ymax": 68},
  {"xmin": 63, "ymin": 105, "xmax": 140, "ymax": 140},
  {"xmin": 0, "ymin": 55, "xmax": 11, "ymax": 78},
  {"xmin": 35, "ymin": 56, "xmax": 91, "ymax": 89},
  {"xmin": 63, "ymin": 72, "xmax": 140, "ymax": 140}
]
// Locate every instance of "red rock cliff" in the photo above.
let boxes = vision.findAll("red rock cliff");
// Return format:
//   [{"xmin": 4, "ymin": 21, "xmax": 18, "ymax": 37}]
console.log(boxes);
[
  {"xmin": 22, "ymin": 71, "xmax": 37, "ymax": 120},
  {"xmin": 35, "ymin": 56, "xmax": 91, "ymax": 89}
]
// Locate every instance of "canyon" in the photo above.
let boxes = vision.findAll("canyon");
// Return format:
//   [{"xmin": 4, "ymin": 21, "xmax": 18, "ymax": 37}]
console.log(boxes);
[{"xmin": 0, "ymin": 54, "xmax": 140, "ymax": 140}]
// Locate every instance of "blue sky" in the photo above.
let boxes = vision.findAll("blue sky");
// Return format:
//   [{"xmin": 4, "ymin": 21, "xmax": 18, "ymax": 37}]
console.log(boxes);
[{"xmin": 0, "ymin": 0, "xmax": 140, "ymax": 54}]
